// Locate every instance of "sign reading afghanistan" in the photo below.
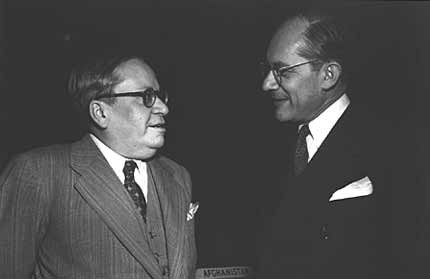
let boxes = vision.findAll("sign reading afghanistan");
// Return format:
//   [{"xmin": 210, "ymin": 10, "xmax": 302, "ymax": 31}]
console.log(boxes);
[{"xmin": 195, "ymin": 266, "xmax": 253, "ymax": 279}]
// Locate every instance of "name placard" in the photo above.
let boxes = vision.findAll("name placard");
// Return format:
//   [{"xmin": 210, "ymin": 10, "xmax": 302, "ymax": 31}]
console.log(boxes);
[{"xmin": 195, "ymin": 266, "xmax": 253, "ymax": 279}]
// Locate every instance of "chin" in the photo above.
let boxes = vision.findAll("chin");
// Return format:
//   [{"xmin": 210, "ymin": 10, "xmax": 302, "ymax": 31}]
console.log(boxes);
[
  {"xmin": 146, "ymin": 140, "xmax": 164, "ymax": 150},
  {"xmin": 136, "ymin": 145, "xmax": 161, "ymax": 159},
  {"xmin": 275, "ymin": 112, "xmax": 293, "ymax": 122},
  {"xmin": 143, "ymin": 134, "xmax": 165, "ymax": 148},
  {"xmin": 151, "ymin": 138, "xmax": 165, "ymax": 148},
  {"xmin": 131, "ymin": 142, "xmax": 164, "ymax": 160}
]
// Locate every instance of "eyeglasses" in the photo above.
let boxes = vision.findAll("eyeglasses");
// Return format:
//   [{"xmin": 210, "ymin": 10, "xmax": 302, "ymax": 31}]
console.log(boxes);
[
  {"xmin": 95, "ymin": 88, "xmax": 168, "ymax": 108},
  {"xmin": 261, "ymin": 59, "xmax": 319, "ymax": 83}
]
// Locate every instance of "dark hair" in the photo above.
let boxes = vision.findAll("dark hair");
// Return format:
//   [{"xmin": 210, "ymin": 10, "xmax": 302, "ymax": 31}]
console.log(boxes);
[
  {"xmin": 295, "ymin": 9, "xmax": 351, "ymax": 83},
  {"xmin": 68, "ymin": 54, "xmax": 143, "ymax": 128}
]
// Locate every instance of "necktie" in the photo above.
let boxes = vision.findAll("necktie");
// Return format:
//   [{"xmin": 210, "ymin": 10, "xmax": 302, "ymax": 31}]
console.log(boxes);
[
  {"xmin": 123, "ymin": 160, "xmax": 147, "ymax": 222},
  {"xmin": 294, "ymin": 124, "xmax": 310, "ymax": 176}
]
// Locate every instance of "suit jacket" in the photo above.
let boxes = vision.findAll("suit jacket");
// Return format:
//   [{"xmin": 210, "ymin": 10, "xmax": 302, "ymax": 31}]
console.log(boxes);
[
  {"xmin": 256, "ymin": 104, "xmax": 406, "ymax": 279},
  {"xmin": 0, "ymin": 134, "xmax": 197, "ymax": 279}
]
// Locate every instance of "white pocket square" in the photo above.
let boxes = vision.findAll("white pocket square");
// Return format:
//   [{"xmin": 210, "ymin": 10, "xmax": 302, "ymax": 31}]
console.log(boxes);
[
  {"xmin": 187, "ymin": 202, "xmax": 200, "ymax": 221},
  {"xmin": 329, "ymin": 176, "xmax": 373, "ymax": 202}
]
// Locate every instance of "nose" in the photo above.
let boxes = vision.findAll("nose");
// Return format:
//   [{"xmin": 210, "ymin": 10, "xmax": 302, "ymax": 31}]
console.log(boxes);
[
  {"xmin": 152, "ymin": 97, "xmax": 169, "ymax": 115},
  {"xmin": 262, "ymin": 70, "xmax": 279, "ymax": 92}
]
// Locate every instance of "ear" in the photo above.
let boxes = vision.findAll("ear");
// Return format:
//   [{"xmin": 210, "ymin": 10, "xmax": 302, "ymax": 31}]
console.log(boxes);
[
  {"xmin": 89, "ymin": 100, "xmax": 111, "ymax": 129},
  {"xmin": 320, "ymin": 61, "xmax": 342, "ymax": 90}
]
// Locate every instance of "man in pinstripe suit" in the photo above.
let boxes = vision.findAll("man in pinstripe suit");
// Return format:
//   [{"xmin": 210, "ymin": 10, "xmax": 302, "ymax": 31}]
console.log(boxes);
[{"xmin": 0, "ymin": 54, "xmax": 197, "ymax": 279}]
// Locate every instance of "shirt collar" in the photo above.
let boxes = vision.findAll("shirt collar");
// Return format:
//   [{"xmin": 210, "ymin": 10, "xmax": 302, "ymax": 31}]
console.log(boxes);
[
  {"xmin": 89, "ymin": 134, "xmax": 146, "ymax": 178},
  {"xmin": 300, "ymin": 93, "xmax": 350, "ymax": 144}
]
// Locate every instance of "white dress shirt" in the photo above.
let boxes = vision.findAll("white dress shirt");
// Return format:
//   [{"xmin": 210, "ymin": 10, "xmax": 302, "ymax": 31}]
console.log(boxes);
[
  {"xmin": 90, "ymin": 134, "xmax": 148, "ymax": 200},
  {"xmin": 300, "ymin": 93, "xmax": 350, "ymax": 162}
]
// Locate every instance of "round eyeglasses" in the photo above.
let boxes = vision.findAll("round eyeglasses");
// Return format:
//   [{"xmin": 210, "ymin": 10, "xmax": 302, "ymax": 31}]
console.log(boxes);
[
  {"xmin": 95, "ymin": 88, "xmax": 168, "ymax": 108},
  {"xmin": 260, "ymin": 59, "xmax": 319, "ymax": 84}
]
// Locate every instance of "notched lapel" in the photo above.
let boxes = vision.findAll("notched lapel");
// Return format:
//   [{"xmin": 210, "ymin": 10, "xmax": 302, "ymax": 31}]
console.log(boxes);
[
  {"xmin": 294, "ymin": 106, "xmax": 366, "ymax": 199},
  {"xmin": 149, "ymin": 158, "xmax": 188, "ymax": 278},
  {"xmin": 70, "ymin": 135, "xmax": 162, "ymax": 279}
]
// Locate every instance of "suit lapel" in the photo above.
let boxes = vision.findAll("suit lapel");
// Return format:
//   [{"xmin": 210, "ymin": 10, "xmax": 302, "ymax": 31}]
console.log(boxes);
[
  {"xmin": 295, "ymin": 105, "xmax": 367, "ymax": 201},
  {"xmin": 148, "ymin": 158, "xmax": 187, "ymax": 279},
  {"xmin": 70, "ymin": 135, "xmax": 162, "ymax": 279},
  {"xmin": 270, "ymin": 106, "xmax": 367, "ymax": 260}
]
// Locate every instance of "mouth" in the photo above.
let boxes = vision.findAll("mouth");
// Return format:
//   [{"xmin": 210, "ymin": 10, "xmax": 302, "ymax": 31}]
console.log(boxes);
[
  {"xmin": 148, "ymin": 123, "xmax": 166, "ymax": 129},
  {"xmin": 272, "ymin": 97, "xmax": 290, "ymax": 104},
  {"xmin": 271, "ymin": 92, "xmax": 289, "ymax": 102}
]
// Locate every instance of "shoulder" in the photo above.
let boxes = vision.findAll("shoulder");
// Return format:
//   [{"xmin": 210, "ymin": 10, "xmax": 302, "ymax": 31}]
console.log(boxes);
[
  {"xmin": 340, "ymin": 104, "xmax": 395, "ymax": 144},
  {"xmin": 0, "ymin": 143, "xmax": 72, "ymax": 205},
  {"xmin": 12, "ymin": 143, "xmax": 71, "ymax": 167},
  {"xmin": 1, "ymin": 143, "xmax": 72, "ymax": 185},
  {"xmin": 346, "ymin": 105, "xmax": 401, "ymax": 172}
]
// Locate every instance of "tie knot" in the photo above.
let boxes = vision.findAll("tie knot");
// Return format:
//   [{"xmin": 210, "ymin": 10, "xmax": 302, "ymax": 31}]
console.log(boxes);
[
  {"xmin": 294, "ymin": 124, "xmax": 310, "ymax": 176},
  {"xmin": 298, "ymin": 124, "xmax": 310, "ymax": 139},
  {"xmin": 123, "ymin": 160, "xmax": 137, "ymax": 178}
]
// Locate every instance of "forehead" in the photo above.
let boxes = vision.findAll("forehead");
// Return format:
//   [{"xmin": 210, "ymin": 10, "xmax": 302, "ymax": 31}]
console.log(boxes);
[
  {"xmin": 267, "ymin": 17, "xmax": 309, "ymax": 63},
  {"xmin": 114, "ymin": 58, "xmax": 159, "ymax": 92}
]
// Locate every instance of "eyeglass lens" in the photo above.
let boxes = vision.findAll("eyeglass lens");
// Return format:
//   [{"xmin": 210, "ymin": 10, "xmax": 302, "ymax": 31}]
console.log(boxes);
[{"xmin": 144, "ymin": 89, "xmax": 168, "ymax": 107}]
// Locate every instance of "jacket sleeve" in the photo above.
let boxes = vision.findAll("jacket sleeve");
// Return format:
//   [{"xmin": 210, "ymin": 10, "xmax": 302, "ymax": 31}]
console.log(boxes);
[{"xmin": 0, "ymin": 153, "xmax": 51, "ymax": 278}]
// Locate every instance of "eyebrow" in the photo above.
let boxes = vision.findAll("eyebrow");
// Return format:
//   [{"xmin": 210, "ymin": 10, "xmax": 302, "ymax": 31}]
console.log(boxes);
[{"xmin": 272, "ymin": 61, "xmax": 291, "ymax": 68}]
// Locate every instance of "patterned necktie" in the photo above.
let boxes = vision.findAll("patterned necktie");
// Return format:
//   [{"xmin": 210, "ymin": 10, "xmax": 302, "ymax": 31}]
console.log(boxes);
[
  {"xmin": 294, "ymin": 124, "xmax": 310, "ymax": 176},
  {"xmin": 123, "ymin": 160, "xmax": 147, "ymax": 222}
]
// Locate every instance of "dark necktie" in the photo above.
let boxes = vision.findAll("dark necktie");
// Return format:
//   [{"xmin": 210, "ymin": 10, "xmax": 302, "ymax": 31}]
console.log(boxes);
[
  {"xmin": 294, "ymin": 124, "xmax": 310, "ymax": 176},
  {"xmin": 123, "ymin": 160, "xmax": 147, "ymax": 222}
]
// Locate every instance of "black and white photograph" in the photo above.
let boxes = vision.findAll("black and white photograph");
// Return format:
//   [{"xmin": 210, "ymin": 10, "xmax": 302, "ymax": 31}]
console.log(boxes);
[{"xmin": 1, "ymin": 1, "xmax": 430, "ymax": 278}]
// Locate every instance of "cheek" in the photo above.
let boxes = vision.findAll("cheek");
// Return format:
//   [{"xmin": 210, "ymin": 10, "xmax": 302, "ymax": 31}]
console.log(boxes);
[
  {"xmin": 114, "ymin": 114, "xmax": 149, "ymax": 139},
  {"xmin": 129, "ymin": 109, "xmax": 151, "ymax": 128},
  {"xmin": 284, "ymin": 78, "xmax": 306, "ymax": 96},
  {"xmin": 292, "ymin": 79, "xmax": 319, "ymax": 104}
]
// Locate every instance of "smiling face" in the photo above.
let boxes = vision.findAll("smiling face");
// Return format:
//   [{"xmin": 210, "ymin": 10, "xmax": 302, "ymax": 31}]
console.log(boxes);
[
  {"xmin": 262, "ymin": 18, "xmax": 328, "ymax": 123},
  {"xmin": 104, "ymin": 58, "xmax": 169, "ymax": 159}
]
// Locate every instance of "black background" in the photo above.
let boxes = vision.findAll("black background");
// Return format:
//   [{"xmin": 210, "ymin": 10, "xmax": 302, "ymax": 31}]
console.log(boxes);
[{"xmin": 2, "ymin": 0, "xmax": 430, "ymax": 268}]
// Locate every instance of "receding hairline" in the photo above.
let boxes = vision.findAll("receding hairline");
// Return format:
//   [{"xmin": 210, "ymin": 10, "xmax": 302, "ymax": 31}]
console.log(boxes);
[
  {"xmin": 114, "ymin": 57, "xmax": 150, "ymax": 77},
  {"xmin": 268, "ymin": 16, "xmax": 311, "ymax": 60},
  {"xmin": 276, "ymin": 13, "xmax": 326, "ymax": 47},
  {"xmin": 278, "ymin": 16, "xmax": 309, "ymax": 40}
]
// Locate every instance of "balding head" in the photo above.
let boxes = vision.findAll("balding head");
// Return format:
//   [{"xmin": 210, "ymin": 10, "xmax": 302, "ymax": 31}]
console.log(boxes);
[
  {"xmin": 267, "ymin": 17, "xmax": 310, "ymax": 65},
  {"xmin": 262, "ymin": 11, "xmax": 350, "ymax": 123}
]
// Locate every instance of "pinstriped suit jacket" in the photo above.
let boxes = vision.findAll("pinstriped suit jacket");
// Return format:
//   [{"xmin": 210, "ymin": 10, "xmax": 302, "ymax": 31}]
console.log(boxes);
[{"xmin": 0, "ymin": 135, "xmax": 197, "ymax": 279}]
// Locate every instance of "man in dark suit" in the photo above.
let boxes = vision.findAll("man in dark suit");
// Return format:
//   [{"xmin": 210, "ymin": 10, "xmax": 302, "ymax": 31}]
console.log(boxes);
[
  {"xmin": 256, "ymin": 9, "xmax": 409, "ymax": 279},
  {"xmin": 0, "ymin": 55, "xmax": 197, "ymax": 278}
]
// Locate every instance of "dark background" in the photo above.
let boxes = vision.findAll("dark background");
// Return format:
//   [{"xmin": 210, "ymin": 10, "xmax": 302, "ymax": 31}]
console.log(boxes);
[{"xmin": 1, "ymin": 0, "xmax": 430, "ymax": 269}]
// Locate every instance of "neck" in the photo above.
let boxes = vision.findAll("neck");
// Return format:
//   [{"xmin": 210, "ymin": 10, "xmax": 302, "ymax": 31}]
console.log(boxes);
[
  {"xmin": 91, "ymin": 130, "xmax": 157, "ymax": 160},
  {"xmin": 305, "ymin": 88, "xmax": 347, "ymax": 124}
]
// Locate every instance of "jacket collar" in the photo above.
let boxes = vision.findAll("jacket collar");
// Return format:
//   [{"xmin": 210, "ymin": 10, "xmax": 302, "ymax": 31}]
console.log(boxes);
[{"xmin": 70, "ymin": 134, "xmax": 163, "ymax": 279}]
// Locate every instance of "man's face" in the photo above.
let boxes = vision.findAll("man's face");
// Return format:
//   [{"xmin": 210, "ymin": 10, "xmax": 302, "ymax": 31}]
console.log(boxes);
[
  {"xmin": 262, "ymin": 18, "xmax": 327, "ymax": 123},
  {"xmin": 107, "ymin": 58, "xmax": 169, "ymax": 159}
]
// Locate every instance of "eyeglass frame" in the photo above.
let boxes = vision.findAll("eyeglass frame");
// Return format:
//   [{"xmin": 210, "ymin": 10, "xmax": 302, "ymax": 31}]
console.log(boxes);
[
  {"xmin": 262, "ymin": 59, "xmax": 320, "ymax": 85},
  {"xmin": 94, "ymin": 88, "xmax": 168, "ymax": 108}
]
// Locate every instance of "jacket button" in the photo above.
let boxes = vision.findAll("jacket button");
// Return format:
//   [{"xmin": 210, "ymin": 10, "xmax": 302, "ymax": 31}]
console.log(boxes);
[{"xmin": 321, "ymin": 224, "xmax": 329, "ymax": 240}]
